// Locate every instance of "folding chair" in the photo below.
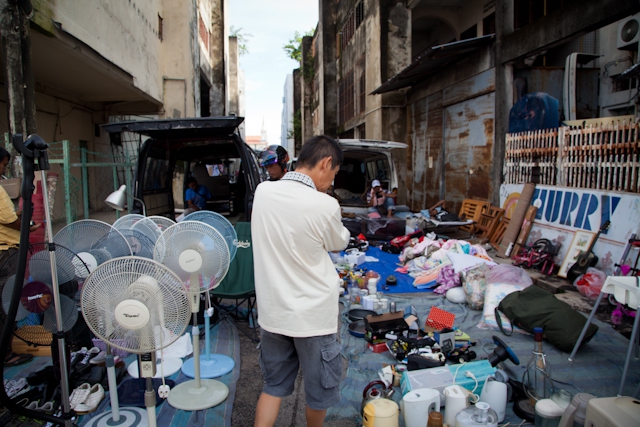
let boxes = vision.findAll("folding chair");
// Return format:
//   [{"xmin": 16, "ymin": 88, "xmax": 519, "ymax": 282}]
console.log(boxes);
[
  {"xmin": 211, "ymin": 222, "xmax": 259, "ymax": 343},
  {"xmin": 568, "ymin": 276, "xmax": 640, "ymax": 396}
]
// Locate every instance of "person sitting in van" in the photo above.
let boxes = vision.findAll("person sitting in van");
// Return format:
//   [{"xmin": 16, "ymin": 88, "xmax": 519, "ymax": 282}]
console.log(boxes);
[
  {"xmin": 363, "ymin": 179, "xmax": 396, "ymax": 218},
  {"xmin": 185, "ymin": 177, "xmax": 212, "ymax": 213}
]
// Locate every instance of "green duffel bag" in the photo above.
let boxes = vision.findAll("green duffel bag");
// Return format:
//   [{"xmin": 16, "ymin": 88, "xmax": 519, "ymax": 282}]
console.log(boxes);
[{"xmin": 495, "ymin": 285, "xmax": 598, "ymax": 353}]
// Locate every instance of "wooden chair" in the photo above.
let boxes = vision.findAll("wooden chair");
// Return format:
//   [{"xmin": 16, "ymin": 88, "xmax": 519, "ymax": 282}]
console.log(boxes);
[
  {"xmin": 490, "ymin": 216, "xmax": 510, "ymax": 250},
  {"xmin": 458, "ymin": 199, "xmax": 490, "ymax": 234},
  {"xmin": 476, "ymin": 206, "xmax": 505, "ymax": 239}
]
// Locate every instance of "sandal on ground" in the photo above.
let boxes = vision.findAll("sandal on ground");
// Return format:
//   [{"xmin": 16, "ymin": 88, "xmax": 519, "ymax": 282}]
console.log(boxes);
[{"xmin": 4, "ymin": 352, "xmax": 33, "ymax": 368}]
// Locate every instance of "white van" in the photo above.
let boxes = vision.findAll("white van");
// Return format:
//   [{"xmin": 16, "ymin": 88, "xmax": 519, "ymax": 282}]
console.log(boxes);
[{"xmin": 332, "ymin": 139, "xmax": 408, "ymax": 207}]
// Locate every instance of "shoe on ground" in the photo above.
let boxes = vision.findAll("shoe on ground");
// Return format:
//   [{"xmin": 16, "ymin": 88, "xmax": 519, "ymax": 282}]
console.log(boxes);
[
  {"xmin": 73, "ymin": 384, "xmax": 104, "ymax": 415},
  {"xmin": 68, "ymin": 383, "xmax": 91, "ymax": 410}
]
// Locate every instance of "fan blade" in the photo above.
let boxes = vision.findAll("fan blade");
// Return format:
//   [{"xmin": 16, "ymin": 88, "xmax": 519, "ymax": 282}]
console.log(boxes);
[
  {"xmin": 132, "ymin": 218, "xmax": 163, "ymax": 244},
  {"xmin": 2, "ymin": 275, "xmax": 30, "ymax": 320},
  {"xmin": 183, "ymin": 211, "xmax": 238, "ymax": 261},
  {"xmin": 112, "ymin": 213, "xmax": 145, "ymax": 231},
  {"xmin": 43, "ymin": 294, "xmax": 78, "ymax": 333}
]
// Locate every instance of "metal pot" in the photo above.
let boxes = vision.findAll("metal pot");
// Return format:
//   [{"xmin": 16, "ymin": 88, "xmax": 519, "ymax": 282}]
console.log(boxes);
[
  {"xmin": 348, "ymin": 308, "xmax": 376, "ymax": 322},
  {"xmin": 361, "ymin": 380, "xmax": 395, "ymax": 415}
]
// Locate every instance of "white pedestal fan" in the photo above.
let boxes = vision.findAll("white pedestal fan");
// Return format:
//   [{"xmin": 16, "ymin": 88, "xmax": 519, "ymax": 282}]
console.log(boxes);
[
  {"xmin": 153, "ymin": 221, "xmax": 231, "ymax": 410},
  {"xmin": 180, "ymin": 211, "xmax": 238, "ymax": 379},
  {"xmin": 80, "ymin": 257, "xmax": 191, "ymax": 427}
]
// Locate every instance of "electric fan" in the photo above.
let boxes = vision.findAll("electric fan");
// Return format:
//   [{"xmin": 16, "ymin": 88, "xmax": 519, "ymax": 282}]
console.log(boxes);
[
  {"xmin": 118, "ymin": 215, "xmax": 185, "ymax": 377},
  {"xmin": 0, "ymin": 243, "xmax": 90, "ymax": 347},
  {"xmin": 112, "ymin": 214, "xmax": 145, "ymax": 231},
  {"xmin": 153, "ymin": 221, "xmax": 231, "ymax": 410},
  {"xmin": 183, "ymin": 210, "xmax": 238, "ymax": 261},
  {"xmin": 53, "ymin": 219, "xmax": 132, "ymax": 274},
  {"xmin": 81, "ymin": 257, "xmax": 191, "ymax": 427},
  {"xmin": 146, "ymin": 215, "xmax": 175, "ymax": 232}
]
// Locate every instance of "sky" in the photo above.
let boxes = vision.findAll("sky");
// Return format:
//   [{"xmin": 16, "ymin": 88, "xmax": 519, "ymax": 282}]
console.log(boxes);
[{"xmin": 228, "ymin": 0, "xmax": 319, "ymax": 145}]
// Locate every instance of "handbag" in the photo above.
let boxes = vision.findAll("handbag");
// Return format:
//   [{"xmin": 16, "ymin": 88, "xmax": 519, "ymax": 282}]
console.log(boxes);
[
  {"xmin": 495, "ymin": 285, "xmax": 598, "ymax": 353},
  {"xmin": 0, "ymin": 177, "xmax": 21, "ymax": 199}
]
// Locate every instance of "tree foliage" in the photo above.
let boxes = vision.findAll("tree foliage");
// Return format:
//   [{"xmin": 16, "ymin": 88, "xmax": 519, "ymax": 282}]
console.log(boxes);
[
  {"xmin": 230, "ymin": 25, "xmax": 252, "ymax": 56},
  {"xmin": 283, "ymin": 29, "xmax": 315, "ymax": 63}
]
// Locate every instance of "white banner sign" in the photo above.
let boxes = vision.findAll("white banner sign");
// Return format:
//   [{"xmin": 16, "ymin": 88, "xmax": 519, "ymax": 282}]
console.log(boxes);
[{"xmin": 500, "ymin": 184, "xmax": 640, "ymax": 277}]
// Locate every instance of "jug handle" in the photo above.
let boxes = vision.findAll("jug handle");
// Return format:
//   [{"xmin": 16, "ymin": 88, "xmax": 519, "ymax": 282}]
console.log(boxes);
[{"xmin": 363, "ymin": 380, "xmax": 386, "ymax": 398}]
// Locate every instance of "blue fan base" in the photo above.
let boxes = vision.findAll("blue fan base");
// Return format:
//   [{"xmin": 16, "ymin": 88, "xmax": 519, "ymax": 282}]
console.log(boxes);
[
  {"xmin": 180, "ymin": 354, "xmax": 235, "ymax": 379},
  {"xmin": 81, "ymin": 407, "xmax": 148, "ymax": 427}
]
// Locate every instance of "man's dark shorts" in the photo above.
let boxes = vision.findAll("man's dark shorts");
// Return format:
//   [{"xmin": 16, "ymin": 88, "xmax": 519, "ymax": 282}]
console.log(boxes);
[{"xmin": 258, "ymin": 329, "xmax": 342, "ymax": 410}]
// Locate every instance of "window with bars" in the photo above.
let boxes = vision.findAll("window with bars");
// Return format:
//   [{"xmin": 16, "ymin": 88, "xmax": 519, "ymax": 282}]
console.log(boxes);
[
  {"xmin": 339, "ymin": 70, "xmax": 355, "ymax": 125},
  {"xmin": 341, "ymin": 1, "xmax": 365, "ymax": 51}
]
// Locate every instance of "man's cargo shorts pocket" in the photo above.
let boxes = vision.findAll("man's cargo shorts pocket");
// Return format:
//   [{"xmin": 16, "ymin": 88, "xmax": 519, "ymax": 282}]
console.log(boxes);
[{"xmin": 320, "ymin": 341, "xmax": 341, "ymax": 389}]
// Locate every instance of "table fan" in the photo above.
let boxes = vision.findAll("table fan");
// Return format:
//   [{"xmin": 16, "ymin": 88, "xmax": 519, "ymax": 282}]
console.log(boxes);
[
  {"xmin": 112, "ymin": 214, "xmax": 145, "ymax": 231},
  {"xmin": 183, "ymin": 211, "xmax": 238, "ymax": 261},
  {"xmin": 153, "ymin": 221, "xmax": 232, "ymax": 410},
  {"xmin": 0, "ymin": 243, "xmax": 89, "ymax": 347},
  {"xmin": 53, "ymin": 219, "xmax": 132, "ymax": 274},
  {"xmin": 81, "ymin": 257, "xmax": 191, "ymax": 427},
  {"xmin": 146, "ymin": 215, "xmax": 176, "ymax": 232}
]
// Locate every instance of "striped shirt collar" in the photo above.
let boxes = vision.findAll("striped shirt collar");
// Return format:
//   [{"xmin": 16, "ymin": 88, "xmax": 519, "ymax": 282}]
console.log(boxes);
[{"xmin": 281, "ymin": 171, "xmax": 316, "ymax": 190}]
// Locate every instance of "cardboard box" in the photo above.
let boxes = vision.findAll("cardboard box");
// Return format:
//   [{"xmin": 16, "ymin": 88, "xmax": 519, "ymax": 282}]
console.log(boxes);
[{"xmin": 364, "ymin": 311, "xmax": 409, "ymax": 344}]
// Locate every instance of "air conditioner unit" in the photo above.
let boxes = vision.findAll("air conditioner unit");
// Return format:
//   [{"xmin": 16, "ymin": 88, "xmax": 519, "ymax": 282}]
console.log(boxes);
[{"xmin": 617, "ymin": 14, "xmax": 640, "ymax": 50}]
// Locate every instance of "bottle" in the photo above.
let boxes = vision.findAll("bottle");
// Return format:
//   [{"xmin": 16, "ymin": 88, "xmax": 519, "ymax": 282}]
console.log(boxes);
[
  {"xmin": 427, "ymin": 411, "xmax": 443, "ymax": 427},
  {"xmin": 525, "ymin": 327, "xmax": 553, "ymax": 402}
]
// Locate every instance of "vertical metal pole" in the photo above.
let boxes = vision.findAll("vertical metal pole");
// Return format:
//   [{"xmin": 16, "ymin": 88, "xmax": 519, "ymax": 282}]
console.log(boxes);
[
  {"xmin": 81, "ymin": 145, "xmax": 89, "ymax": 219},
  {"xmin": 125, "ymin": 152, "xmax": 132, "ymax": 213},
  {"xmin": 63, "ymin": 140, "xmax": 72, "ymax": 224},
  {"xmin": 113, "ymin": 165, "xmax": 120, "ymax": 220}
]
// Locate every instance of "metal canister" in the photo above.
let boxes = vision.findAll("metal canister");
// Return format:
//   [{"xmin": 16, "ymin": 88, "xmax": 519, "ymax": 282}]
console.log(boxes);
[{"xmin": 389, "ymin": 302, "xmax": 396, "ymax": 313}]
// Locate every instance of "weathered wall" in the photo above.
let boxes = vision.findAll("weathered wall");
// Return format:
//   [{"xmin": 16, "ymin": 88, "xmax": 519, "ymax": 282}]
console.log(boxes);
[
  {"xmin": 301, "ymin": 36, "xmax": 314, "ymax": 143},
  {"xmin": 228, "ymin": 36, "xmax": 239, "ymax": 115},
  {"xmin": 320, "ymin": 0, "xmax": 339, "ymax": 137},
  {"xmin": 210, "ymin": 0, "xmax": 227, "ymax": 115},
  {"xmin": 34, "ymin": 0, "xmax": 164, "ymax": 103}
]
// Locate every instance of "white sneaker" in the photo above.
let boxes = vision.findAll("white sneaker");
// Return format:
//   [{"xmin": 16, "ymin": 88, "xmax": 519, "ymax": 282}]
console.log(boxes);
[
  {"xmin": 74, "ymin": 383, "xmax": 105, "ymax": 414},
  {"xmin": 69, "ymin": 383, "xmax": 91, "ymax": 410}
]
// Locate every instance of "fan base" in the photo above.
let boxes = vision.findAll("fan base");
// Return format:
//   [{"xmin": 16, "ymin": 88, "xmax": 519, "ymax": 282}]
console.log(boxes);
[
  {"xmin": 81, "ymin": 407, "xmax": 148, "ymax": 427},
  {"xmin": 167, "ymin": 379, "xmax": 229, "ymax": 411},
  {"xmin": 181, "ymin": 354, "xmax": 235, "ymax": 379},
  {"xmin": 127, "ymin": 357, "xmax": 183, "ymax": 378}
]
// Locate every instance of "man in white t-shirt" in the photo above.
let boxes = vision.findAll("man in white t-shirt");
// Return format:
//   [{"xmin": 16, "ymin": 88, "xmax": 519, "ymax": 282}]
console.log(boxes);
[{"xmin": 251, "ymin": 135, "xmax": 350, "ymax": 427}]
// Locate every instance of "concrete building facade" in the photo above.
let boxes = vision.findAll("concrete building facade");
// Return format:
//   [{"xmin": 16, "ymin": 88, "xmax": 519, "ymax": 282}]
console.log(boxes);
[
  {"xmin": 0, "ymin": 0, "xmax": 238, "ymax": 221},
  {"xmin": 281, "ymin": 73, "xmax": 294, "ymax": 156},
  {"xmin": 305, "ymin": 0, "xmax": 640, "ymax": 214}
]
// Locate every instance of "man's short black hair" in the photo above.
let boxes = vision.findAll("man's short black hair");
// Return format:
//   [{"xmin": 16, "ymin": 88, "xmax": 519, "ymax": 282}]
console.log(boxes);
[
  {"xmin": 296, "ymin": 135, "xmax": 343, "ymax": 169},
  {"xmin": 0, "ymin": 147, "xmax": 10, "ymax": 162},
  {"xmin": 186, "ymin": 177, "xmax": 197, "ymax": 185}
]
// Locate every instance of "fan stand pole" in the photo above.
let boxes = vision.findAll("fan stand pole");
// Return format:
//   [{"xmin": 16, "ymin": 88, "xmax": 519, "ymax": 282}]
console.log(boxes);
[
  {"xmin": 39, "ymin": 165, "xmax": 73, "ymax": 426},
  {"xmin": 180, "ymin": 296, "xmax": 234, "ymax": 379},
  {"xmin": 192, "ymin": 312, "xmax": 201, "ymax": 389},
  {"xmin": 106, "ymin": 346, "xmax": 121, "ymax": 421}
]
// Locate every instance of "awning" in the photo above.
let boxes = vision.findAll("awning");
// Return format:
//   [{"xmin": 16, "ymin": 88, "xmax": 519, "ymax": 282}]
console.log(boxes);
[
  {"xmin": 615, "ymin": 61, "xmax": 640, "ymax": 80},
  {"xmin": 371, "ymin": 34, "xmax": 495, "ymax": 95}
]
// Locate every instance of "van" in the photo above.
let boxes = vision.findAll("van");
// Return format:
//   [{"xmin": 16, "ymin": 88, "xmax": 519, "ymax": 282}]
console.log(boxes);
[
  {"xmin": 333, "ymin": 139, "xmax": 408, "ymax": 207},
  {"xmin": 102, "ymin": 116, "xmax": 263, "ymax": 220}
]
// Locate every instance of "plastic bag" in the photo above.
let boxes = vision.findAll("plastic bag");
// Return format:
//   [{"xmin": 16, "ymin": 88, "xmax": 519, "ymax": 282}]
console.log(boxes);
[
  {"xmin": 485, "ymin": 264, "xmax": 533, "ymax": 287},
  {"xmin": 461, "ymin": 264, "xmax": 489, "ymax": 310},
  {"xmin": 573, "ymin": 267, "xmax": 605, "ymax": 300}
]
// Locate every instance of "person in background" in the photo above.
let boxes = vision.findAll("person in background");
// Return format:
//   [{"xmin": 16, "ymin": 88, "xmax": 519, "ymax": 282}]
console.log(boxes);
[
  {"xmin": 184, "ymin": 177, "xmax": 212, "ymax": 213},
  {"xmin": 0, "ymin": 147, "xmax": 40, "ymax": 367},
  {"xmin": 258, "ymin": 144, "xmax": 290, "ymax": 181},
  {"xmin": 363, "ymin": 179, "xmax": 396, "ymax": 218},
  {"xmin": 252, "ymin": 135, "xmax": 350, "ymax": 427}
]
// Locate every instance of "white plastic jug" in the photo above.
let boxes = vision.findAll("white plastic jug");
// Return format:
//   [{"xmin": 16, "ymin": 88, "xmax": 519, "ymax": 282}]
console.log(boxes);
[
  {"xmin": 557, "ymin": 393, "xmax": 595, "ymax": 427},
  {"xmin": 479, "ymin": 380, "xmax": 507, "ymax": 422},
  {"xmin": 444, "ymin": 385, "xmax": 470, "ymax": 427},
  {"xmin": 401, "ymin": 388, "xmax": 440, "ymax": 427}
]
